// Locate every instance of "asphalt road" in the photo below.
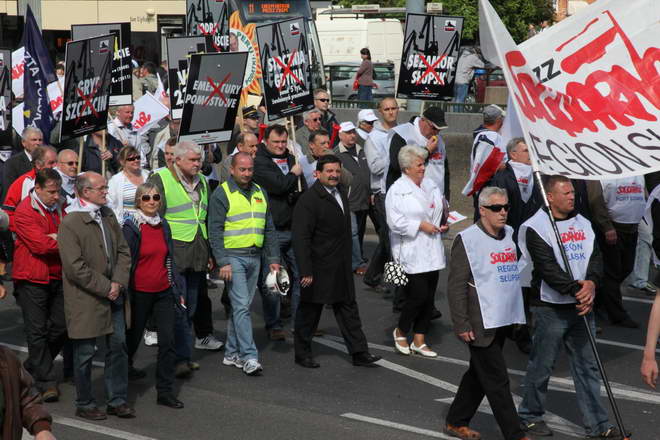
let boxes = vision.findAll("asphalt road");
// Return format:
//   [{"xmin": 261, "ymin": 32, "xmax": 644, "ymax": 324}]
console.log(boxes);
[{"xmin": 2, "ymin": 229, "xmax": 659, "ymax": 440}]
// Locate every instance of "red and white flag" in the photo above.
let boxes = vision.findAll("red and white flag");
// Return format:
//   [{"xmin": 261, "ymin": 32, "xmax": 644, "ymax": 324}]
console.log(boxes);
[
  {"xmin": 462, "ymin": 136, "xmax": 506, "ymax": 196},
  {"xmin": 155, "ymin": 72, "xmax": 170, "ymax": 108},
  {"xmin": 479, "ymin": 0, "xmax": 660, "ymax": 180},
  {"xmin": 131, "ymin": 92, "xmax": 169, "ymax": 135}
]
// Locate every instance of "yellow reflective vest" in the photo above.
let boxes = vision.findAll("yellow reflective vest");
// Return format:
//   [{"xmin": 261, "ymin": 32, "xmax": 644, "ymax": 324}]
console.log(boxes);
[
  {"xmin": 221, "ymin": 181, "xmax": 267, "ymax": 248},
  {"xmin": 158, "ymin": 168, "xmax": 208, "ymax": 242}
]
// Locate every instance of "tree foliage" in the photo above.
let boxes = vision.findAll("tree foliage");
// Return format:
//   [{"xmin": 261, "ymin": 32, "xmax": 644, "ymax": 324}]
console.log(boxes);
[{"xmin": 334, "ymin": 0, "xmax": 554, "ymax": 44}]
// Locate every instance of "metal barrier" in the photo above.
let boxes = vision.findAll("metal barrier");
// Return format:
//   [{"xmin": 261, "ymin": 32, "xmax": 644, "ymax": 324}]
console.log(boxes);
[{"xmin": 331, "ymin": 99, "xmax": 504, "ymax": 113}]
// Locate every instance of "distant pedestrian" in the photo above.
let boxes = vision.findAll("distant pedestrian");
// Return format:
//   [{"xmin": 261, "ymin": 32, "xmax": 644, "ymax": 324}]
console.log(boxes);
[{"xmin": 355, "ymin": 48, "xmax": 377, "ymax": 104}]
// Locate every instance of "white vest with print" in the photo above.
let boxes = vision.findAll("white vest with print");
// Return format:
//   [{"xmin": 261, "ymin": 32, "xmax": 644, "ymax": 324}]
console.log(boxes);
[
  {"xmin": 600, "ymin": 176, "xmax": 646, "ymax": 224},
  {"xmin": 459, "ymin": 224, "xmax": 526, "ymax": 329},
  {"xmin": 519, "ymin": 209, "xmax": 595, "ymax": 304}
]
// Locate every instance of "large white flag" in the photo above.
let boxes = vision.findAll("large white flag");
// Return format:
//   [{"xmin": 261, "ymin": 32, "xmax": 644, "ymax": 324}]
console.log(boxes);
[
  {"xmin": 479, "ymin": 0, "xmax": 660, "ymax": 179},
  {"xmin": 131, "ymin": 92, "xmax": 169, "ymax": 135}
]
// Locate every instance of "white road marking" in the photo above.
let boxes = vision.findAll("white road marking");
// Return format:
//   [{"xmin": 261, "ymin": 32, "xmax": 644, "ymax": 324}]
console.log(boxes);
[
  {"xmin": 622, "ymin": 296, "xmax": 654, "ymax": 305},
  {"xmin": 341, "ymin": 413, "xmax": 454, "ymax": 439},
  {"xmin": 315, "ymin": 337, "xmax": 583, "ymax": 438},
  {"xmin": 53, "ymin": 416, "xmax": 159, "ymax": 440}
]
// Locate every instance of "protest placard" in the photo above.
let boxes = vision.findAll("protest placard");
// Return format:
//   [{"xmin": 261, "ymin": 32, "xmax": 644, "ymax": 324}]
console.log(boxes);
[
  {"xmin": 186, "ymin": 0, "xmax": 229, "ymax": 52},
  {"xmin": 167, "ymin": 36, "xmax": 207, "ymax": 120},
  {"xmin": 0, "ymin": 49, "xmax": 11, "ymax": 145}
]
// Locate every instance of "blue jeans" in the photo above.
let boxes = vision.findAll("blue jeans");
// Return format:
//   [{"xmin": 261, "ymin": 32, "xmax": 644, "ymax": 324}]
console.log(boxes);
[
  {"xmin": 73, "ymin": 301, "xmax": 127, "ymax": 410},
  {"xmin": 357, "ymin": 85, "xmax": 373, "ymax": 103},
  {"xmin": 226, "ymin": 254, "xmax": 261, "ymax": 361},
  {"xmin": 624, "ymin": 218, "xmax": 652, "ymax": 288},
  {"xmin": 518, "ymin": 307, "xmax": 610, "ymax": 435},
  {"xmin": 260, "ymin": 229, "xmax": 300, "ymax": 330},
  {"xmin": 174, "ymin": 271, "xmax": 202, "ymax": 364},
  {"xmin": 454, "ymin": 82, "xmax": 469, "ymax": 103},
  {"xmin": 351, "ymin": 211, "xmax": 366, "ymax": 271}
]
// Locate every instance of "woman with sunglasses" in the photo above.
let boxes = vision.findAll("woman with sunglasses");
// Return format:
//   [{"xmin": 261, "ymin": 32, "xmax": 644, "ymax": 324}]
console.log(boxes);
[
  {"xmin": 122, "ymin": 183, "xmax": 184, "ymax": 409},
  {"xmin": 386, "ymin": 145, "xmax": 447, "ymax": 358},
  {"xmin": 108, "ymin": 146, "xmax": 149, "ymax": 224}
]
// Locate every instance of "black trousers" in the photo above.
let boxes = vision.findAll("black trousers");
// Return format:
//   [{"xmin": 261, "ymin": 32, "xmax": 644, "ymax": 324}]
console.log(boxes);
[
  {"xmin": 17, "ymin": 280, "xmax": 67, "ymax": 390},
  {"xmin": 446, "ymin": 329, "xmax": 525, "ymax": 440},
  {"xmin": 193, "ymin": 279, "xmax": 214, "ymax": 338},
  {"xmin": 398, "ymin": 271, "xmax": 439, "ymax": 334},
  {"xmin": 595, "ymin": 225, "xmax": 636, "ymax": 323},
  {"xmin": 127, "ymin": 289, "xmax": 176, "ymax": 398},
  {"xmin": 294, "ymin": 300, "xmax": 369, "ymax": 359},
  {"xmin": 364, "ymin": 193, "xmax": 390, "ymax": 286}
]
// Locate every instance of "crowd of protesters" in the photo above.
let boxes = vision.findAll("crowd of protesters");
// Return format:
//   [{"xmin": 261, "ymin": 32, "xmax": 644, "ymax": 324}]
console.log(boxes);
[{"xmin": 1, "ymin": 77, "xmax": 659, "ymax": 440}]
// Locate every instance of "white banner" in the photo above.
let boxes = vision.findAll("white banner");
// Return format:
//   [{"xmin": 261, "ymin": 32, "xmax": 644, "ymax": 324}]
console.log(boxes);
[
  {"xmin": 12, "ymin": 103, "xmax": 25, "ymax": 136},
  {"xmin": 11, "ymin": 47, "xmax": 24, "ymax": 99},
  {"xmin": 479, "ymin": 0, "xmax": 660, "ymax": 180},
  {"xmin": 131, "ymin": 92, "xmax": 169, "ymax": 135},
  {"xmin": 47, "ymin": 79, "xmax": 63, "ymax": 116}
]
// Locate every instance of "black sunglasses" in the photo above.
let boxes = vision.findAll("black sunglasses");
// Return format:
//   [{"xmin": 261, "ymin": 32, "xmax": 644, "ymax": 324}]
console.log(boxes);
[
  {"xmin": 62, "ymin": 161, "xmax": 79, "ymax": 166},
  {"xmin": 141, "ymin": 194, "xmax": 161, "ymax": 202},
  {"xmin": 125, "ymin": 156, "xmax": 140, "ymax": 162},
  {"xmin": 316, "ymin": 98, "xmax": 330, "ymax": 102},
  {"xmin": 483, "ymin": 204, "xmax": 510, "ymax": 212},
  {"xmin": 309, "ymin": 117, "xmax": 321, "ymax": 122}
]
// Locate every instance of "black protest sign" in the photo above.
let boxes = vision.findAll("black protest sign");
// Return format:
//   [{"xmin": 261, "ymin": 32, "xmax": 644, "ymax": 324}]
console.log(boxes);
[
  {"xmin": 167, "ymin": 36, "xmax": 207, "ymax": 120},
  {"xmin": 71, "ymin": 23, "xmax": 132, "ymax": 106},
  {"xmin": 60, "ymin": 35, "xmax": 115, "ymax": 141},
  {"xmin": 256, "ymin": 17, "xmax": 314, "ymax": 121},
  {"xmin": 186, "ymin": 0, "xmax": 229, "ymax": 53},
  {"xmin": 0, "ymin": 49, "xmax": 11, "ymax": 145},
  {"xmin": 179, "ymin": 52, "xmax": 247, "ymax": 144},
  {"xmin": 397, "ymin": 14, "xmax": 463, "ymax": 101}
]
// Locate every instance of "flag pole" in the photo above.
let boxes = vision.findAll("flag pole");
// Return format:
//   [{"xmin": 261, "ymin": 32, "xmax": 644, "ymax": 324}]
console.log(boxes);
[
  {"xmin": 77, "ymin": 137, "xmax": 84, "ymax": 174},
  {"xmin": 101, "ymin": 130, "xmax": 107, "ymax": 177},
  {"xmin": 528, "ymin": 151, "xmax": 631, "ymax": 440},
  {"xmin": 288, "ymin": 115, "xmax": 301, "ymax": 192}
]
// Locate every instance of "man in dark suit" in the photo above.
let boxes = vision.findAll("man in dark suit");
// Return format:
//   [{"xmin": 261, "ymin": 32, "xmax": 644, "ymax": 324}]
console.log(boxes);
[
  {"xmin": 291, "ymin": 154, "xmax": 381, "ymax": 369},
  {"xmin": 2, "ymin": 127, "xmax": 43, "ymax": 201}
]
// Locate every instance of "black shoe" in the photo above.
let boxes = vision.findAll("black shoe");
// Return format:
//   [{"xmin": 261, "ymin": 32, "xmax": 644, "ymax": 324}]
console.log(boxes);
[
  {"xmin": 76, "ymin": 407, "xmax": 107, "ymax": 421},
  {"xmin": 613, "ymin": 318, "xmax": 639, "ymax": 329},
  {"xmin": 352, "ymin": 352, "xmax": 381, "ymax": 367},
  {"xmin": 520, "ymin": 420, "xmax": 553, "ymax": 436},
  {"xmin": 128, "ymin": 366, "xmax": 147, "ymax": 380},
  {"xmin": 107, "ymin": 403, "xmax": 136, "ymax": 418},
  {"xmin": 157, "ymin": 395, "xmax": 184, "ymax": 409},
  {"xmin": 430, "ymin": 308, "xmax": 443, "ymax": 320},
  {"xmin": 175, "ymin": 362, "xmax": 192, "ymax": 378},
  {"xmin": 295, "ymin": 357, "xmax": 320, "ymax": 368},
  {"xmin": 585, "ymin": 426, "xmax": 624, "ymax": 439}
]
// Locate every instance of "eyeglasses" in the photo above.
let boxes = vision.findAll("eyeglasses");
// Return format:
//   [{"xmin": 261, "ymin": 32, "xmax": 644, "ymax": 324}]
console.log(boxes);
[
  {"xmin": 309, "ymin": 117, "xmax": 321, "ymax": 122},
  {"xmin": 483, "ymin": 204, "xmax": 510, "ymax": 212},
  {"xmin": 62, "ymin": 161, "xmax": 79, "ymax": 166},
  {"xmin": 362, "ymin": 121, "xmax": 374, "ymax": 125},
  {"xmin": 125, "ymin": 156, "xmax": 140, "ymax": 162},
  {"xmin": 141, "ymin": 194, "xmax": 161, "ymax": 202},
  {"xmin": 315, "ymin": 98, "xmax": 330, "ymax": 102}
]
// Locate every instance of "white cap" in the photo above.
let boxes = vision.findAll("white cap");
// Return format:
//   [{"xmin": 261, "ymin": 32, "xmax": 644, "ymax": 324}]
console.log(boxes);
[
  {"xmin": 339, "ymin": 121, "xmax": 356, "ymax": 132},
  {"xmin": 357, "ymin": 109, "xmax": 379, "ymax": 123}
]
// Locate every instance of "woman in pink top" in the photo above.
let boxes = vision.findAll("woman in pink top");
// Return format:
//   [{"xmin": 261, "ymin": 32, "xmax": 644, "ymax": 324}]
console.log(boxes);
[{"xmin": 356, "ymin": 48, "xmax": 377, "ymax": 103}]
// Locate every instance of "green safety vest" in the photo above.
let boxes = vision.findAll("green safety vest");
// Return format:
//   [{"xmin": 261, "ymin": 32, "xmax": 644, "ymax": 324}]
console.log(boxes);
[
  {"xmin": 158, "ymin": 168, "xmax": 208, "ymax": 242},
  {"xmin": 221, "ymin": 181, "xmax": 267, "ymax": 249}
]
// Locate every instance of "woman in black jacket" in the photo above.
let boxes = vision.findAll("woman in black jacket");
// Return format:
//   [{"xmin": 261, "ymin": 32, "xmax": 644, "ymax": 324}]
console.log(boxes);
[{"xmin": 122, "ymin": 182, "xmax": 184, "ymax": 409}]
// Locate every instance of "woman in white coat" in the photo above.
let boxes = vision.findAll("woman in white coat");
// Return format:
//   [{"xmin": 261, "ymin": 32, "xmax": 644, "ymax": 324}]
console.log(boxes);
[
  {"xmin": 386, "ymin": 145, "xmax": 447, "ymax": 357},
  {"xmin": 108, "ymin": 146, "xmax": 150, "ymax": 224}
]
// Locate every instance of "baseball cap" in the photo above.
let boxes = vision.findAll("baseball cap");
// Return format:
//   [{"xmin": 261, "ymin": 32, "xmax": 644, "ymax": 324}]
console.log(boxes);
[
  {"xmin": 422, "ymin": 106, "xmax": 448, "ymax": 130},
  {"xmin": 339, "ymin": 121, "xmax": 357, "ymax": 132},
  {"xmin": 483, "ymin": 104, "xmax": 506, "ymax": 123},
  {"xmin": 357, "ymin": 109, "xmax": 379, "ymax": 123}
]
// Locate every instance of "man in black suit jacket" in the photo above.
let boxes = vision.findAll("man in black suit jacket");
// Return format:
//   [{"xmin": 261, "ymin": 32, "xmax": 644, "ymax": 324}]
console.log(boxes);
[
  {"xmin": 291, "ymin": 155, "xmax": 381, "ymax": 369},
  {"xmin": 2, "ymin": 127, "xmax": 43, "ymax": 201}
]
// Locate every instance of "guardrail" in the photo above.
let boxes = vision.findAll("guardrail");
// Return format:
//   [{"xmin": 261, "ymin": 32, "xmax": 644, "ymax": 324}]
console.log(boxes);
[{"xmin": 331, "ymin": 99, "xmax": 505, "ymax": 114}]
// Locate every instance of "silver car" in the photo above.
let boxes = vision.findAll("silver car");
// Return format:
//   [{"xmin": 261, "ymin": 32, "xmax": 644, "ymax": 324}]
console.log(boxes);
[{"xmin": 325, "ymin": 62, "xmax": 396, "ymax": 100}]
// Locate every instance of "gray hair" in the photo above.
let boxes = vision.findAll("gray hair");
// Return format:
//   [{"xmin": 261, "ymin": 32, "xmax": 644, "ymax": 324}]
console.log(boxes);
[
  {"xmin": 303, "ymin": 109, "xmax": 322, "ymax": 121},
  {"xmin": 398, "ymin": 145, "xmax": 428, "ymax": 171},
  {"xmin": 478, "ymin": 186, "xmax": 508, "ymax": 207},
  {"xmin": 75, "ymin": 171, "xmax": 101, "ymax": 195},
  {"xmin": 135, "ymin": 182, "xmax": 161, "ymax": 209},
  {"xmin": 506, "ymin": 137, "xmax": 526, "ymax": 156},
  {"xmin": 22, "ymin": 126, "xmax": 43, "ymax": 140},
  {"xmin": 173, "ymin": 140, "xmax": 202, "ymax": 159}
]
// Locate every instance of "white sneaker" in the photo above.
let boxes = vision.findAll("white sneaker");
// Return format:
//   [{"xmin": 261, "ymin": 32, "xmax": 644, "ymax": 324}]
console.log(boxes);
[
  {"xmin": 243, "ymin": 359, "xmax": 263, "ymax": 376},
  {"xmin": 195, "ymin": 335, "xmax": 224, "ymax": 351},
  {"xmin": 222, "ymin": 355, "xmax": 244, "ymax": 369},
  {"xmin": 143, "ymin": 331, "xmax": 158, "ymax": 347}
]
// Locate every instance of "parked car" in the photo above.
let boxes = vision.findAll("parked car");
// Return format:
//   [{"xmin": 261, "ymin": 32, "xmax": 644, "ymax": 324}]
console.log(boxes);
[
  {"xmin": 473, "ymin": 68, "xmax": 506, "ymax": 103},
  {"xmin": 325, "ymin": 62, "xmax": 396, "ymax": 100}
]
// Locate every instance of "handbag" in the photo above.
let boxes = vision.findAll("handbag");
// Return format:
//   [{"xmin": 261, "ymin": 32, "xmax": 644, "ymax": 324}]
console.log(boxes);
[
  {"xmin": 383, "ymin": 235, "xmax": 408, "ymax": 287},
  {"xmin": 352, "ymin": 79, "xmax": 359, "ymax": 91}
]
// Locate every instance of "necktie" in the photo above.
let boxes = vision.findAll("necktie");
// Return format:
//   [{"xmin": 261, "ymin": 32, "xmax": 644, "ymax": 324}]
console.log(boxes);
[{"xmin": 331, "ymin": 189, "xmax": 344, "ymax": 213}]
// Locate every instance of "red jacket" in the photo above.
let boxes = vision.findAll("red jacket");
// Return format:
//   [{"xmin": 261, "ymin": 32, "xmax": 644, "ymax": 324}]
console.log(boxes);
[
  {"xmin": 13, "ymin": 192, "xmax": 64, "ymax": 284},
  {"xmin": 2, "ymin": 169, "xmax": 36, "ymax": 232}
]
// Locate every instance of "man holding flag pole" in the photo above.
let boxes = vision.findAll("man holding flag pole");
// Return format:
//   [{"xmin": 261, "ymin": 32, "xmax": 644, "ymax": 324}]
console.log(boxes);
[{"xmin": 472, "ymin": 0, "xmax": 660, "ymax": 437}]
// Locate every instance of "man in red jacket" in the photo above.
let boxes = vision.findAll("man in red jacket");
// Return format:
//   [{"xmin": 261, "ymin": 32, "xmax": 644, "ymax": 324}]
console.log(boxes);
[{"xmin": 13, "ymin": 168, "xmax": 66, "ymax": 402}]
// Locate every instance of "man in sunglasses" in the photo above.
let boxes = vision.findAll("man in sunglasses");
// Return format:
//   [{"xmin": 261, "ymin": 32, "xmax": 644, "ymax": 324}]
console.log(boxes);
[
  {"xmin": 55, "ymin": 149, "xmax": 79, "ymax": 204},
  {"xmin": 355, "ymin": 109, "xmax": 379, "ymax": 148},
  {"xmin": 296, "ymin": 109, "xmax": 323, "ymax": 161},
  {"xmin": 446, "ymin": 186, "xmax": 528, "ymax": 440},
  {"xmin": 516, "ymin": 176, "xmax": 620, "ymax": 439},
  {"xmin": 313, "ymin": 89, "xmax": 339, "ymax": 148}
]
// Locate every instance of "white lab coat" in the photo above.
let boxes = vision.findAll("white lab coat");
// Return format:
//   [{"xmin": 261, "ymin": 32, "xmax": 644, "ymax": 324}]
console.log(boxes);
[{"xmin": 385, "ymin": 174, "xmax": 446, "ymax": 274}]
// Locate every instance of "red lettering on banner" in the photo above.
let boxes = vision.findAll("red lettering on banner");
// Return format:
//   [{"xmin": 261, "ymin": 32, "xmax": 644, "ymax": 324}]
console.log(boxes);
[
  {"xmin": 50, "ymin": 96, "xmax": 62, "ymax": 111},
  {"xmin": 133, "ymin": 111, "xmax": 151, "ymax": 130},
  {"xmin": 490, "ymin": 248, "xmax": 517, "ymax": 264},
  {"xmin": 561, "ymin": 226, "xmax": 586, "ymax": 243},
  {"xmin": 505, "ymin": 10, "xmax": 660, "ymax": 137},
  {"xmin": 517, "ymin": 177, "xmax": 529, "ymax": 184},
  {"xmin": 12, "ymin": 63, "xmax": 24, "ymax": 80},
  {"xmin": 616, "ymin": 184, "xmax": 642, "ymax": 194}
]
